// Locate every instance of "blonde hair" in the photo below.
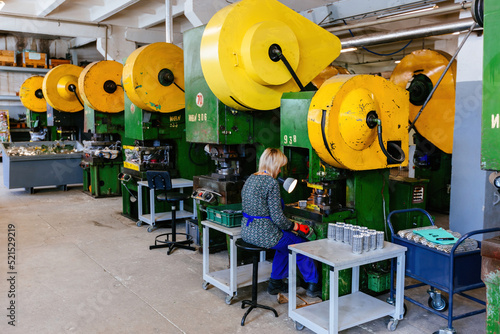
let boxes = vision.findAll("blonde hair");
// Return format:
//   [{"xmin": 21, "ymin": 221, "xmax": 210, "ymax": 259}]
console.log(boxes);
[{"xmin": 258, "ymin": 148, "xmax": 287, "ymax": 178}]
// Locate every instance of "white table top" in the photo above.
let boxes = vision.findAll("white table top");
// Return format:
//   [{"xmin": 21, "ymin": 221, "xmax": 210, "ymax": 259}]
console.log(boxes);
[
  {"xmin": 201, "ymin": 220, "xmax": 242, "ymax": 236},
  {"xmin": 289, "ymin": 239, "xmax": 406, "ymax": 270},
  {"xmin": 138, "ymin": 178, "xmax": 193, "ymax": 188}
]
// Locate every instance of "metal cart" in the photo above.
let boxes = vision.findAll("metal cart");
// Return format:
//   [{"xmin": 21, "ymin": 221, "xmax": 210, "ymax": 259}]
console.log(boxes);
[{"xmin": 387, "ymin": 208, "xmax": 500, "ymax": 334}]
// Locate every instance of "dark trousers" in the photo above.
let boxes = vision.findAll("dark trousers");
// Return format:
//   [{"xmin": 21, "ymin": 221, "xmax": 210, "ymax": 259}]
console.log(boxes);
[{"xmin": 270, "ymin": 231, "xmax": 318, "ymax": 283}]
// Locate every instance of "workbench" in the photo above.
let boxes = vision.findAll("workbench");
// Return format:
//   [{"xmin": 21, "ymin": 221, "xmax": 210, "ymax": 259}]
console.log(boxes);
[
  {"xmin": 201, "ymin": 220, "xmax": 272, "ymax": 304},
  {"xmin": 137, "ymin": 178, "xmax": 196, "ymax": 232},
  {"xmin": 288, "ymin": 239, "xmax": 407, "ymax": 333}
]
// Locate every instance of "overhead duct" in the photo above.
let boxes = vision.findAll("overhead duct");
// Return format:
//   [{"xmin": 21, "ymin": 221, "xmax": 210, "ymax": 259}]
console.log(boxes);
[{"xmin": 340, "ymin": 18, "xmax": 479, "ymax": 48}]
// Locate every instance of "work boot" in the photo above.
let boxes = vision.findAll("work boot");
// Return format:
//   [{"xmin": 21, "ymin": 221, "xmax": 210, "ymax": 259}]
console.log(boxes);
[
  {"xmin": 267, "ymin": 278, "xmax": 288, "ymax": 295},
  {"xmin": 306, "ymin": 282, "xmax": 322, "ymax": 298}
]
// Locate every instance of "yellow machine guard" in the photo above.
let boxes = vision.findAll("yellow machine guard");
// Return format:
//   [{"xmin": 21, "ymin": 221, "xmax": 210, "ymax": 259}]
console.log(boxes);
[
  {"xmin": 42, "ymin": 64, "xmax": 84, "ymax": 113},
  {"xmin": 390, "ymin": 49, "xmax": 456, "ymax": 154},
  {"xmin": 122, "ymin": 42, "xmax": 185, "ymax": 113},
  {"xmin": 308, "ymin": 75, "xmax": 409, "ymax": 170},
  {"xmin": 20, "ymin": 76, "xmax": 47, "ymax": 112},
  {"xmin": 200, "ymin": 0, "xmax": 341, "ymax": 111},
  {"xmin": 78, "ymin": 60, "xmax": 124, "ymax": 113}
]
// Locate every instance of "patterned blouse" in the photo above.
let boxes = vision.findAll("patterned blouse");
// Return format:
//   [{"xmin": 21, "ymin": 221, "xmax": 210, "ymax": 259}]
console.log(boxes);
[{"xmin": 241, "ymin": 174, "xmax": 294, "ymax": 248}]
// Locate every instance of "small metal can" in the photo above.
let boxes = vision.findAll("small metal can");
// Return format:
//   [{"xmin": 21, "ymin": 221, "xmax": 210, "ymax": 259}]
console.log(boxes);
[
  {"xmin": 369, "ymin": 231, "xmax": 377, "ymax": 251},
  {"xmin": 376, "ymin": 231, "xmax": 385, "ymax": 249},
  {"xmin": 352, "ymin": 235, "xmax": 363, "ymax": 254},
  {"xmin": 363, "ymin": 233, "xmax": 371, "ymax": 252},
  {"xmin": 328, "ymin": 223, "xmax": 336, "ymax": 240},
  {"xmin": 344, "ymin": 226, "xmax": 352, "ymax": 244},
  {"xmin": 335, "ymin": 224, "xmax": 344, "ymax": 242}
]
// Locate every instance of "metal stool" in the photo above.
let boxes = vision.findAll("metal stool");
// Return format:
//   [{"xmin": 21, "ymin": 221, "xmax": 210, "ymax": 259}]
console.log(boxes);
[{"xmin": 235, "ymin": 239, "xmax": 278, "ymax": 326}]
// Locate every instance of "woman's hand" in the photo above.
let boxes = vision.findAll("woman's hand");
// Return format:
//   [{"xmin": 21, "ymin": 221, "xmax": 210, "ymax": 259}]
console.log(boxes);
[{"xmin": 293, "ymin": 222, "xmax": 299, "ymax": 231}]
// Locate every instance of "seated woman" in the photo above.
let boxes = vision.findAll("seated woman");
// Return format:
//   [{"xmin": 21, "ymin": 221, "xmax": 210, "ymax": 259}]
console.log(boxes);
[{"xmin": 241, "ymin": 147, "xmax": 320, "ymax": 297}]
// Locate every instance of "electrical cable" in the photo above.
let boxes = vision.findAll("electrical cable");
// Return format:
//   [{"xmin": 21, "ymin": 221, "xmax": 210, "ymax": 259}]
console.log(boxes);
[
  {"xmin": 344, "ymin": 20, "xmax": 413, "ymax": 56},
  {"xmin": 71, "ymin": 89, "xmax": 85, "ymax": 108},
  {"xmin": 173, "ymin": 81, "xmax": 185, "ymax": 93},
  {"xmin": 407, "ymin": 22, "xmax": 477, "ymax": 132},
  {"xmin": 376, "ymin": 119, "xmax": 405, "ymax": 164}
]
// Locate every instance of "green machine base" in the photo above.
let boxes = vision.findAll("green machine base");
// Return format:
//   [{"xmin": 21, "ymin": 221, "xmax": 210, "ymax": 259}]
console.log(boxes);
[{"xmin": 83, "ymin": 163, "xmax": 122, "ymax": 198}]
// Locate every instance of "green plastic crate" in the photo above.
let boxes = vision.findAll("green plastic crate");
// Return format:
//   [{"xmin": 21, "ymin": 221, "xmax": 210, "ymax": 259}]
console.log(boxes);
[
  {"xmin": 367, "ymin": 271, "xmax": 391, "ymax": 293},
  {"xmin": 206, "ymin": 203, "xmax": 243, "ymax": 227}
]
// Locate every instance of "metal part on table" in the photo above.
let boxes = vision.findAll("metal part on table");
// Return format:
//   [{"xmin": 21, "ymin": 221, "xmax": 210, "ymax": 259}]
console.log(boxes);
[{"xmin": 0, "ymin": 141, "xmax": 83, "ymax": 190}]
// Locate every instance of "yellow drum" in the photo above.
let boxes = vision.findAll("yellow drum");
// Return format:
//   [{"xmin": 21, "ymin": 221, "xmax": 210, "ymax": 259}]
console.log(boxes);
[
  {"xmin": 308, "ymin": 75, "xmax": 409, "ymax": 170},
  {"xmin": 390, "ymin": 49, "xmax": 456, "ymax": 154},
  {"xmin": 42, "ymin": 64, "xmax": 84, "ymax": 112},
  {"xmin": 122, "ymin": 42, "xmax": 184, "ymax": 113},
  {"xmin": 200, "ymin": 0, "xmax": 341, "ymax": 111},
  {"xmin": 78, "ymin": 60, "xmax": 124, "ymax": 113},
  {"xmin": 20, "ymin": 76, "xmax": 46, "ymax": 112}
]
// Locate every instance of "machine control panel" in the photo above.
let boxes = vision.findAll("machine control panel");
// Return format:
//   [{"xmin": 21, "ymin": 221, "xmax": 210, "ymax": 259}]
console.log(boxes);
[{"xmin": 191, "ymin": 188, "xmax": 218, "ymax": 204}]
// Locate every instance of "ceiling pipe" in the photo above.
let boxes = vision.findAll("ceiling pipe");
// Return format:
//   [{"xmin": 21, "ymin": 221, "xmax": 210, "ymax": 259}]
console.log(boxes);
[
  {"xmin": 165, "ymin": 0, "xmax": 173, "ymax": 43},
  {"xmin": 327, "ymin": 1, "xmax": 472, "ymax": 33},
  {"xmin": 340, "ymin": 18, "xmax": 479, "ymax": 48}
]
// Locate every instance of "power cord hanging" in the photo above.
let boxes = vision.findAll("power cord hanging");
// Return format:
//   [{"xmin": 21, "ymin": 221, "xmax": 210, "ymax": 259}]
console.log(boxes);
[{"xmin": 68, "ymin": 84, "xmax": 84, "ymax": 108}]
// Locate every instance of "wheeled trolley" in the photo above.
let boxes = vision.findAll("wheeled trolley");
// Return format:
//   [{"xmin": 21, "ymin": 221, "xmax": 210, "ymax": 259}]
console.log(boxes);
[{"xmin": 387, "ymin": 208, "xmax": 500, "ymax": 334}]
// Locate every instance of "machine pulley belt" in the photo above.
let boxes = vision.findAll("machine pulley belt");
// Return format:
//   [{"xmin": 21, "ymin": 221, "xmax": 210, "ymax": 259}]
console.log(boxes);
[{"xmin": 408, "ymin": 22, "xmax": 476, "ymax": 133}]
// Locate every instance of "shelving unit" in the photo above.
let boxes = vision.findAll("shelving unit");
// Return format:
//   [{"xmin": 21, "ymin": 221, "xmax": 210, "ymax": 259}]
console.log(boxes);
[
  {"xmin": 201, "ymin": 220, "xmax": 272, "ymax": 305},
  {"xmin": 288, "ymin": 239, "xmax": 407, "ymax": 333}
]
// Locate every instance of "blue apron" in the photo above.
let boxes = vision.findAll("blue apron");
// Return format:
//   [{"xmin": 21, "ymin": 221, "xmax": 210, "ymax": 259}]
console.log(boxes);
[
  {"xmin": 242, "ymin": 212, "xmax": 272, "ymax": 226},
  {"xmin": 243, "ymin": 199, "xmax": 284, "ymax": 226}
]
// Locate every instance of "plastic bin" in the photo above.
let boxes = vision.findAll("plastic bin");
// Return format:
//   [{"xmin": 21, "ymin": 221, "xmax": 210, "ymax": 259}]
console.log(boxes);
[{"xmin": 206, "ymin": 203, "xmax": 242, "ymax": 227}]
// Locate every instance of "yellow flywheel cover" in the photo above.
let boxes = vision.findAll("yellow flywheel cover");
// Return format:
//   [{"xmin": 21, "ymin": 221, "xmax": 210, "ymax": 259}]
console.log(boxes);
[
  {"xmin": 20, "ymin": 76, "xmax": 46, "ymax": 112},
  {"xmin": 308, "ymin": 75, "xmax": 409, "ymax": 171},
  {"xmin": 78, "ymin": 60, "xmax": 124, "ymax": 113},
  {"xmin": 311, "ymin": 65, "xmax": 350, "ymax": 89},
  {"xmin": 122, "ymin": 42, "xmax": 184, "ymax": 113},
  {"xmin": 390, "ymin": 49, "xmax": 456, "ymax": 154},
  {"xmin": 42, "ymin": 64, "xmax": 84, "ymax": 112},
  {"xmin": 200, "ymin": 0, "xmax": 341, "ymax": 111}
]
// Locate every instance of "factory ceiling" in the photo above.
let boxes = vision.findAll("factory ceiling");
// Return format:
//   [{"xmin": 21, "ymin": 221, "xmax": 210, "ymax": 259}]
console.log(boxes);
[{"xmin": 0, "ymin": 0, "xmax": 479, "ymax": 69}]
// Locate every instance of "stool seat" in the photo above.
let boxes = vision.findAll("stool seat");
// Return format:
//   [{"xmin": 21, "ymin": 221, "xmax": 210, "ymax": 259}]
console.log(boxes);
[
  {"xmin": 235, "ymin": 239, "xmax": 266, "ymax": 252},
  {"xmin": 157, "ymin": 192, "xmax": 191, "ymax": 202},
  {"xmin": 235, "ymin": 238, "xmax": 278, "ymax": 326}
]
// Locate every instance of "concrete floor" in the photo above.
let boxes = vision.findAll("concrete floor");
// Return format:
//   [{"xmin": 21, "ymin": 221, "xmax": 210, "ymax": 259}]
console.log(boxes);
[{"xmin": 0, "ymin": 162, "xmax": 487, "ymax": 334}]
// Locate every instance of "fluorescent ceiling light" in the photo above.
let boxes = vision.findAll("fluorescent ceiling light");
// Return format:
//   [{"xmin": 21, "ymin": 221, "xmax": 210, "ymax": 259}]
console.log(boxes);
[
  {"xmin": 378, "ymin": 4, "xmax": 437, "ymax": 19},
  {"xmin": 341, "ymin": 47, "xmax": 357, "ymax": 53},
  {"xmin": 0, "ymin": 1, "xmax": 5, "ymax": 11}
]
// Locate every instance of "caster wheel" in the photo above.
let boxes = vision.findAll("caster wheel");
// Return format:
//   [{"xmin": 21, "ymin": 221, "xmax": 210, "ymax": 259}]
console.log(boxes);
[
  {"xmin": 428, "ymin": 296, "xmax": 448, "ymax": 312},
  {"xmin": 147, "ymin": 226, "xmax": 156, "ymax": 233},
  {"xmin": 202, "ymin": 281, "xmax": 209, "ymax": 290},
  {"xmin": 136, "ymin": 221, "xmax": 143, "ymax": 227},
  {"xmin": 294, "ymin": 321, "xmax": 304, "ymax": 331},
  {"xmin": 225, "ymin": 295, "xmax": 233, "ymax": 305},
  {"xmin": 387, "ymin": 319, "xmax": 398, "ymax": 331}
]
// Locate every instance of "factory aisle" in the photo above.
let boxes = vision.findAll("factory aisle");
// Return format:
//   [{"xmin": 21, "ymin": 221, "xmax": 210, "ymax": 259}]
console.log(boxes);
[{"xmin": 0, "ymin": 162, "xmax": 487, "ymax": 334}]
